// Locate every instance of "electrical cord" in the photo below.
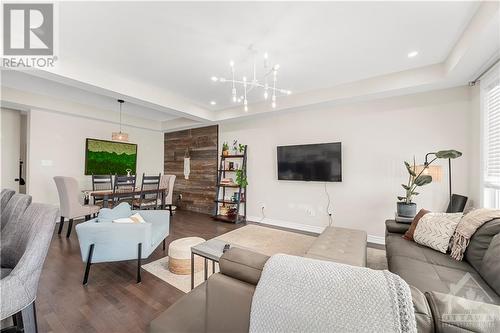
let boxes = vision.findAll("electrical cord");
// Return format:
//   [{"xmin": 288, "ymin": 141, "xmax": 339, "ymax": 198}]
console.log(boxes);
[
  {"xmin": 324, "ymin": 183, "xmax": 333, "ymax": 227},
  {"xmin": 260, "ymin": 206, "xmax": 266, "ymax": 222}
]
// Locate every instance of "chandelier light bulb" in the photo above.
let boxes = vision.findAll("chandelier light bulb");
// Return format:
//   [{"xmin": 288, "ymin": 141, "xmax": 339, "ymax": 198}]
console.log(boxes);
[
  {"xmin": 264, "ymin": 52, "xmax": 268, "ymax": 59},
  {"xmin": 243, "ymin": 76, "xmax": 247, "ymax": 82},
  {"xmin": 272, "ymin": 102, "xmax": 276, "ymax": 108},
  {"xmin": 230, "ymin": 60, "xmax": 234, "ymax": 67},
  {"xmin": 244, "ymin": 105, "xmax": 248, "ymax": 112},
  {"xmin": 264, "ymin": 91, "xmax": 268, "ymax": 99},
  {"xmin": 211, "ymin": 76, "xmax": 218, "ymax": 82},
  {"xmin": 220, "ymin": 78, "xmax": 226, "ymax": 82},
  {"xmin": 274, "ymin": 64, "xmax": 280, "ymax": 70},
  {"xmin": 233, "ymin": 96, "xmax": 237, "ymax": 102}
]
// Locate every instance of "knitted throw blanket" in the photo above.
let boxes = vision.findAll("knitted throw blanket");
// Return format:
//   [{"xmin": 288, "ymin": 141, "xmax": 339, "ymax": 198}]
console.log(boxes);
[
  {"xmin": 249, "ymin": 254, "xmax": 416, "ymax": 333},
  {"xmin": 450, "ymin": 208, "xmax": 500, "ymax": 260}
]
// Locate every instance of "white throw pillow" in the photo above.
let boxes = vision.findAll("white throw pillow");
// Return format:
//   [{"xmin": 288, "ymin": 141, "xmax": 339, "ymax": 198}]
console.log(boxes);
[
  {"xmin": 113, "ymin": 213, "xmax": 146, "ymax": 224},
  {"xmin": 413, "ymin": 212, "xmax": 463, "ymax": 253}
]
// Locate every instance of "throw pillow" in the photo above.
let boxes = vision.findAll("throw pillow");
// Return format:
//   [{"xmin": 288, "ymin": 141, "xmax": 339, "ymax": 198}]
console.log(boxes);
[
  {"xmin": 413, "ymin": 213, "xmax": 463, "ymax": 253},
  {"xmin": 112, "ymin": 213, "xmax": 146, "ymax": 224},
  {"xmin": 97, "ymin": 202, "xmax": 132, "ymax": 223},
  {"xmin": 403, "ymin": 209, "xmax": 430, "ymax": 241}
]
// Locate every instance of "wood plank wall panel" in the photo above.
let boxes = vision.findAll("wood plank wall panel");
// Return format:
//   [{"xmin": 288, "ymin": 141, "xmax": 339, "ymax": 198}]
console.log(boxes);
[{"xmin": 164, "ymin": 125, "xmax": 218, "ymax": 214}]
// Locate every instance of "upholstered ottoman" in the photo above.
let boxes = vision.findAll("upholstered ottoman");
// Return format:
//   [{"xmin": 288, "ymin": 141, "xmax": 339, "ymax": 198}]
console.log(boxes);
[{"xmin": 168, "ymin": 237, "xmax": 205, "ymax": 275}]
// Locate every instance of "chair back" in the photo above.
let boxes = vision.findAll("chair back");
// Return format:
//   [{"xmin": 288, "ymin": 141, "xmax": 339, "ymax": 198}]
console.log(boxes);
[
  {"xmin": 1, "ymin": 193, "xmax": 32, "ymax": 231},
  {"xmin": 0, "ymin": 198, "xmax": 58, "ymax": 318},
  {"xmin": 92, "ymin": 174, "xmax": 113, "ymax": 191},
  {"xmin": 112, "ymin": 175, "xmax": 137, "ymax": 203},
  {"xmin": 138, "ymin": 173, "xmax": 161, "ymax": 209},
  {"xmin": 160, "ymin": 174, "xmax": 176, "ymax": 205},
  {"xmin": 53, "ymin": 176, "xmax": 82, "ymax": 218}
]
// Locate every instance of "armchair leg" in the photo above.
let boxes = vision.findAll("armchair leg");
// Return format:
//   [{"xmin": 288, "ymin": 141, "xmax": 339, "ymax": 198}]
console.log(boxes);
[
  {"xmin": 168, "ymin": 205, "xmax": 173, "ymax": 216},
  {"xmin": 83, "ymin": 244, "xmax": 94, "ymax": 285},
  {"xmin": 66, "ymin": 219, "xmax": 74, "ymax": 238},
  {"xmin": 137, "ymin": 243, "xmax": 142, "ymax": 283},
  {"xmin": 17, "ymin": 301, "xmax": 38, "ymax": 333},
  {"xmin": 57, "ymin": 216, "xmax": 64, "ymax": 235}
]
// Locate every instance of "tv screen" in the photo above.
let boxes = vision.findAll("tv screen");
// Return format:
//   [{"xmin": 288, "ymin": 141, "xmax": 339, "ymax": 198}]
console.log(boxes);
[
  {"xmin": 85, "ymin": 138, "xmax": 137, "ymax": 175},
  {"xmin": 277, "ymin": 143, "xmax": 342, "ymax": 182}
]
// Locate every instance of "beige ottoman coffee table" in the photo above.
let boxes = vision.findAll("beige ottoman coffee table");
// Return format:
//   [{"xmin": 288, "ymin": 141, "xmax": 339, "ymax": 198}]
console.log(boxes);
[{"xmin": 168, "ymin": 237, "xmax": 205, "ymax": 275}]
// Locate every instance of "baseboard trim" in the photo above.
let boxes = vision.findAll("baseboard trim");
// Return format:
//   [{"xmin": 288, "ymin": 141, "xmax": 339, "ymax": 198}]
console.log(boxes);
[{"xmin": 247, "ymin": 215, "xmax": 385, "ymax": 245}]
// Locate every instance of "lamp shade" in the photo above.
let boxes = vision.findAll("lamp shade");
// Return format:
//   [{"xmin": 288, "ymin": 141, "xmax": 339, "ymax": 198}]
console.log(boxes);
[
  {"xmin": 112, "ymin": 132, "xmax": 129, "ymax": 142},
  {"xmin": 415, "ymin": 164, "xmax": 442, "ymax": 182}
]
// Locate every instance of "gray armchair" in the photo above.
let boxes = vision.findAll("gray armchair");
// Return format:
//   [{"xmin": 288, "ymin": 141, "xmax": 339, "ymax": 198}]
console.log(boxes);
[
  {"xmin": 1, "ymin": 192, "xmax": 58, "ymax": 333},
  {"xmin": 54, "ymin": 176, "xmax": 100, "ymax": 238},
  {"xmin": 1, "ymin": 189, "xmax": 16, "ymax": 230}
]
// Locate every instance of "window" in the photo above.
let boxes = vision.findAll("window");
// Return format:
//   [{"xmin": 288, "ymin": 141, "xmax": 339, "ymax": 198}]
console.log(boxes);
[{"xmin": 482, "ymin": 64, "xmax": 500, "ymax": 208}]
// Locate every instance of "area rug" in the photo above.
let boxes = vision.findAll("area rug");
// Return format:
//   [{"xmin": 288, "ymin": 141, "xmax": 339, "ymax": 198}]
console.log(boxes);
[{"xmin": 142, "ymin": 225, "xmax": 388, "ymax": 293}]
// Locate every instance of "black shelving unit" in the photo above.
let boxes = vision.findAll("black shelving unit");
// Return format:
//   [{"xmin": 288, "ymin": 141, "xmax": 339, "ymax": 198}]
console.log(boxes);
[{"xmin": 212, "ymin": 146, "xmax": 247, "ymax": 223}]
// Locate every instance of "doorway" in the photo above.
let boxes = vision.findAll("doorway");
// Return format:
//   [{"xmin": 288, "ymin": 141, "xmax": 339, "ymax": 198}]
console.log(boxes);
[{"xmin": 1, "ymin": 108, "xmax": 28, "ymax": 193}]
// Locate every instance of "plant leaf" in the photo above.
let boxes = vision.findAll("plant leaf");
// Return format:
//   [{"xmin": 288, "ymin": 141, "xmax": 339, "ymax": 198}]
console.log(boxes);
[
  {"xmin": 397, "ymin": 196, "xmax": 406, "ymax": 201},
  {"xmin": 404, "ymin": 161, "xmax": 416, "ymax": 177},
  {"xmin": 435, "ymin": 150, "xmax": 462, "ymax": 159},
  {"xmin": 401, "ymin": 184, "xmax": 410, "ymax": 190},
  {"xmin": 413, "ymin": 192, "xmax": 419, "ymax": 195},
  {"xmin": 414, "ymin": 175, "xmax": 432, "ymax": 186}
]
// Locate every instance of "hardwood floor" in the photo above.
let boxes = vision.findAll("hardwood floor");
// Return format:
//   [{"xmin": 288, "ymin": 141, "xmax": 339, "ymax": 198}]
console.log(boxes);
[{"xmin": 36, "ymin": 210, "xmax": 244, "ymax": 333}]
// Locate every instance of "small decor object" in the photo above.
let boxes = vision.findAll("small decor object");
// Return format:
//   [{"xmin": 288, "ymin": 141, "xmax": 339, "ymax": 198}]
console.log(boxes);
[
  {"xmin": 413, "ymin": 212, "xmax": 463, "ymax": 253},
  {"xmin": 126, "ymin": 168, "xmax": 132, "ymax": 177},
  {"xmin": 450, "ymin": 208, "xmax": 500, "ymax": 260},
  {"xmin": 112, "ymin": 99, "xmax": 129, "ymax": 142},
  {"xmin": 222, "ymin": 142, "xmax": 229, "ymax": 156},
  {"xmin": 239, "ymin": 143, "xmax": 246, "ymax": 154},
  {"xmin": 397, "ymin": 158, "xmax": 432, "ymax": 218},
  {"xmin": 403, "ymin": 209, "xmax": 430, "ymax": 241},
  {"xmin": 235, "ymin": 169, "xmax": 248, "ymax": 187},
  {"xmin": 232, "ymin": 140, "xmax": 239, "ymax": 155},
  {"xmin": 184, "ymin": 149, "xmax": 190, "ymax": 180},
  {"xmin": 228, "ymin": 162, "xmax": 234, "ymax": 170},
  {"xmin": 227, "ymin": 207, "xmax": 237, "ymax": 219}
]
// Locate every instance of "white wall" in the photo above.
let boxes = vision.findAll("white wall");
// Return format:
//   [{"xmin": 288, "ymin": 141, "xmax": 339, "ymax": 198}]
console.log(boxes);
[
  {"xmin": 220, "ymin": 86, "xmax": 476, "ymax": 242},
  {"xmin": 28, "ymin": 109, "xmax": 164, "ymax": 206},
  {"xmin": 1, "ymin": 108, "xmax": 21, "ymax": 191}
]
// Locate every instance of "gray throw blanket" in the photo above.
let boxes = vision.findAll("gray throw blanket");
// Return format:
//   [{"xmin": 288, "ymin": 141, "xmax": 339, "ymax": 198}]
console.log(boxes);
[{"xmin": 249, "ymin": 254, "xmax": 416, "ymax": 333}]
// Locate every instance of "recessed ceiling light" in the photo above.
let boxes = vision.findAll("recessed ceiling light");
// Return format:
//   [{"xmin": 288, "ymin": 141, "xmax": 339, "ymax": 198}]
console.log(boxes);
[
  {"xmin": 408, "ymin": 51, "xmax": 419, "ymax": 58},
  {"xmin": 210, "ymin": 101, "xmax": 216, "ymax": 105}
]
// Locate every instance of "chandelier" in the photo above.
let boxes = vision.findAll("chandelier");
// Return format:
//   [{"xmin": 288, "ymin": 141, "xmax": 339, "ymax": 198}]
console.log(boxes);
[
  {"xmin": 211, "ymin": 52, "xmax": 291, "ymax": 112},
  {"xmin": 112, "ymin": 99, "xmax": 129, "ymax": 142}
]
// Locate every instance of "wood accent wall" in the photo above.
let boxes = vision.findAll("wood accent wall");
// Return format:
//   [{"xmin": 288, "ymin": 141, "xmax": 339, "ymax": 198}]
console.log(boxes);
[{"xmin": 164, "ymin": 125, "xmax": 218, "ymax": 214}]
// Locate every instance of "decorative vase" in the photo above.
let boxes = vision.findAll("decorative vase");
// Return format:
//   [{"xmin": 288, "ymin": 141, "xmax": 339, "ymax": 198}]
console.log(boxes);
[
  {"xmin": 223, "ymin": 150, "xmax": 229, "ymax": 156},
  {"xmin": 397, "ymin": 202, "xmax": 417, "ymax": 218}
]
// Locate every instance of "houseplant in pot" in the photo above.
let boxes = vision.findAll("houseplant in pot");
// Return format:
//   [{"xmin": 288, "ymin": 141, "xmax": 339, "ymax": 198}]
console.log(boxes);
[
  {"xmin": 222, "ymin": 142, "xmax": 229, "ymax": 156},
  {"xmin": 397, "ymin": 158, "xmax": 432, "ymax": 218}
]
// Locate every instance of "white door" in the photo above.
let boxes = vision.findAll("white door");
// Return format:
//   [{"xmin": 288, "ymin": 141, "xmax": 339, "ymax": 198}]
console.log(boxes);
[{"xmin": 1, "ymin": 108, "xmax": 22, "ymax": 191}]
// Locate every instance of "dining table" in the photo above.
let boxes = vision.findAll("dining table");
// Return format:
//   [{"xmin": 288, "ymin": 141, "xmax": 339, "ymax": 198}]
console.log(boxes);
[{"xmin": 83, "ymin": 187, "xmax": 169, "ymax": 209}]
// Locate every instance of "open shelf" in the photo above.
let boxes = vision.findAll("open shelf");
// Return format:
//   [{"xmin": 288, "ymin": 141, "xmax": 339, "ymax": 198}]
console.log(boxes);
[
  {"xmin": 214, "ymin": 199, "xmax": 245, "ymax": 204},
  {"xmin": 221, "ymin": 154, "xmax": 245, "ymax": 159},
  {"xmin": 217, "ymin": 184, "xmax": 241, "ymax": 188}
]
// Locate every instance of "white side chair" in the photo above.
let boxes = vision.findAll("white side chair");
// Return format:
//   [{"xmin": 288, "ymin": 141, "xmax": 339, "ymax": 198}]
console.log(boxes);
[
  {"xmin": 160, "ymin": 174, "xmax": 176, "ymax": 216},
  {"xmin": 54, "ymin": 176, "xmax": 100, "ymax": 238}
]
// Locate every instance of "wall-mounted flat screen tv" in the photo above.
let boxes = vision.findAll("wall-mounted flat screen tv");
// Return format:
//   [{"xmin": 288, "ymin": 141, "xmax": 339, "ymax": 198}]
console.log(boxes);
[
  {"xmin": 85, "ymin": 138, "xmax": 137, "ymax": 175},
  {"xmin": 277, "ymin": 142, "xmax": 342, "ymax": 182}
]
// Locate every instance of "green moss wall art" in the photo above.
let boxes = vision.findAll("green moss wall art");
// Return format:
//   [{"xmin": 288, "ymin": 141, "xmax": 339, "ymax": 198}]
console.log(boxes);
[{"xmin": 84, "ymin": 138, "xmax": 137, "ymax": 175}]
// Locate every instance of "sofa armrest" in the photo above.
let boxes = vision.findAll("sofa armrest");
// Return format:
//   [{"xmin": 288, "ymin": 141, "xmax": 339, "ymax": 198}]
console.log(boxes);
[
  {"xmin": 219, "ymin": 247, "xmax": 270, "ymax": 286},
  {"xmin": 76, "ymin": 220, "xmax": 152, "ymax": 263},
  {"xmin": 425, "ymin": 291, "xmax": 500, "ymax": 333},
  {"xmin": 386, "ymin": 219, "xmax": 411, "ymax": 234}
]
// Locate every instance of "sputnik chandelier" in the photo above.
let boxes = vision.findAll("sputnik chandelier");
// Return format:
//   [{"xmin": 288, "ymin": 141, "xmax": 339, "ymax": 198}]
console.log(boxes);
[{"xmin": 211, "ymin": 52, "xmax": 291, "ymax": 112}]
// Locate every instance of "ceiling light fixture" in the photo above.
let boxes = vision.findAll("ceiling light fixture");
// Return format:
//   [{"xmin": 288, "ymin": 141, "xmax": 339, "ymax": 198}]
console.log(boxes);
[
  {"xmin": 407, "ymin": 51, "xmax": 419, "ymax": 58},
  {"xmin": 211, "ymin": 52, "xmax": 291, "ymax": 112},
  {"xmin": 112, "ymin": 99, "xmax": 129, "ymax": 142}
]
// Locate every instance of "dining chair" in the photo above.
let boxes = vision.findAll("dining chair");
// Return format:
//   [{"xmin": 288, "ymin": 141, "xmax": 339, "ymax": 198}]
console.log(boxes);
[
  {"xmin": 112, "ymin": 175, "xmax": 137, "ymax": 206},
  {"xmin": 160, "ymin": 174, "xmax": 176, "ymax": 216},
  {"xmin": 133, "ymin": 173, "xmax": 161, "ymax": 210},
  {"xmin": 53, "ymin": 177, "xmax": 100, "ymax": 238},
  {"xmin": 1, "ymin": 192, "xmax": 58, "ymax": 333},
  {"xmin": 91, "ymin": 174, "xmax": 113, "ymax": 206}
]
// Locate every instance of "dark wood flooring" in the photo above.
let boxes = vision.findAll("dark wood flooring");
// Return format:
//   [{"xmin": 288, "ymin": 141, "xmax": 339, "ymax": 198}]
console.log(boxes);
[{"xmin": 36, "ymin": 210, "xmax": 244, "ymax": 333}]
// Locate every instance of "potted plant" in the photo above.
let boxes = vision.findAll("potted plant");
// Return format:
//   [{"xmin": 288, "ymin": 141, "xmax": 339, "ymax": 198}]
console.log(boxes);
[
  {"xmin": 397, "ymin": 158, "xmax": 432, "ymax": 218},
  {"xmin": 235, "ymin": 169, "xmax": 248, "ymax": 188},
  {"xmin": 232, "ymin": 140, "xmax": 238, "ymax": 155},
  {"xmin": 238, "ymin": 143, "xmax": 246, "ymax": 154},
  {"xmin": 397, "ymin": 149, "xmax": 462, "ymax": 217},
  {"xmin": 222, "ymin": 142, "xmax": 229, "ymax": 156}
]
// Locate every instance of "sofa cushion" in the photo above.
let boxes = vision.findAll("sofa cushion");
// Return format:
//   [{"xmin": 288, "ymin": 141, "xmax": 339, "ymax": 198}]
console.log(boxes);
[
  {"xmin": 479, "ymin": 233, "xmax": 500, "ymax": 296},
  {"xmin": 410, "ymin": 286, "xmax": 434, "ymax": 333},
  {"xmin": 465, "ymin": 218, "xmax": 500, "ymax": 271},
  {"xmin": 388, "ymin": 255, "xmax": 500, "ymax": 304},
  {"xmin": 97, "ymin": 202, "xmax": 132, "ymax": 223},
  {"xmin": 403, "ymin": 209, "xmax": 430, "ymax": 241},
  {"xmin": 413, "ymin": 213, "xmax": 462, "ymax": 253}
]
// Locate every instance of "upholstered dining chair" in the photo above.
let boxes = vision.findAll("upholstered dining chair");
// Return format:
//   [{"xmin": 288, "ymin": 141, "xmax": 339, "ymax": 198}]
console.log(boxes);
[
  {"xmin": 54, "ymin": 176, "xmax": 100, "ymax": 238},
  {"xmin": 1, "ymin": 192, "xmax": 58, "ymax": 333},
  {"xmin": 160, "ymin": 174, "xmax": 176, "ymax": 216}
]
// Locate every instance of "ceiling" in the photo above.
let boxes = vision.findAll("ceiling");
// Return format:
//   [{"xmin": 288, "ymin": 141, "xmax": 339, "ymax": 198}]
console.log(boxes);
[{"xmin": 1, "ymin": 1, "xmax": 499, "ymax": 131}]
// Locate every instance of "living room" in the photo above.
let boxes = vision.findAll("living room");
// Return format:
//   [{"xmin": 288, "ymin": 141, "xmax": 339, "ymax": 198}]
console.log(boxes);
[{"xmin": 1, "ymin": 1, "xmax": 499, "ymax": 333}]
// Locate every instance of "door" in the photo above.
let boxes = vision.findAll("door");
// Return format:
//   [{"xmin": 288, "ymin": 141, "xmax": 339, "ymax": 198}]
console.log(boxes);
[{"xmin": 1, "ymin": 108, "xmax": 22, "ymax": 191}]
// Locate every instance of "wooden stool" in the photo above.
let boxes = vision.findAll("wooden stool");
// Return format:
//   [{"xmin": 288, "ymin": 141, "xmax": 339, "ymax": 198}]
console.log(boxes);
[{"xmin": 168, "ymin": 237, "xmax": 205, "ymax": 275}]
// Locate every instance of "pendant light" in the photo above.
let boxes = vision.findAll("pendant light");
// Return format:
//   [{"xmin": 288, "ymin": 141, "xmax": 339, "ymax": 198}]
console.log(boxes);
[{"xmin": 112, "ymin": 99, "xmax": 129, "ymax": 142}]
